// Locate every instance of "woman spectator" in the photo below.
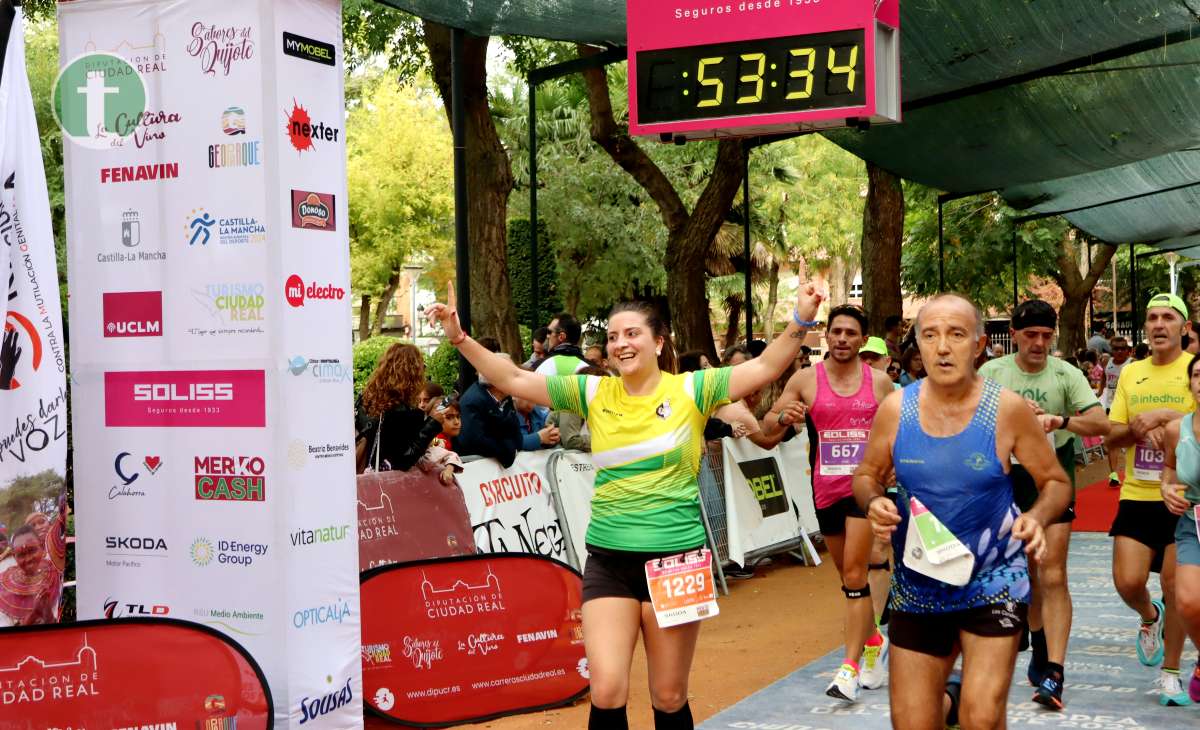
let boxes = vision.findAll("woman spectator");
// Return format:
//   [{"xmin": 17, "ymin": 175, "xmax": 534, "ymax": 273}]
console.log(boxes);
[
  {"xmin": 427, "ymin": 281, "xmax": 822, "ymax": 730},
  {"xmin": 677, "ymin": 350, "xmax": 712, "ymax": 372},
  {"xmin": 417, "ymin": 382, "xmax": 444, "ymax": 415},
  {"xmin": 898, "ymin": 346, "xmax": 926, "ymax": 386},
  {"xmin": 356, "ymin": 343, "xmax": 445, "ymax": 472}
]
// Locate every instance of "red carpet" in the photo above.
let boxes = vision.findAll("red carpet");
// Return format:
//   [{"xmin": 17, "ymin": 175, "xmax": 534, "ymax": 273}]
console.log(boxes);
[{"xmin": 1073, "ymin": 478, "xmax": 1121, "ymax": 533}]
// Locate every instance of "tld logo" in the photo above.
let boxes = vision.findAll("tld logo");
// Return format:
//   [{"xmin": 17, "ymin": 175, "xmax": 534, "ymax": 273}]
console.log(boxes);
[
  {"xmin": 195, "ymin": 455, "xmax": 266, "ymax": 502},
  {"xmin": 105, "ymin": 369, "xmax": 266, "ymax": 428},
  {"xmin": 285, "ymin": 275, "xmax": 344, "ymax": 308},
  {"xmin": 103, "ymin": 597, "xmax": 169, "ymax": 618},
  {"xmin": 102, "ymin": 291, "xmax": 163, "ymax": 338}
]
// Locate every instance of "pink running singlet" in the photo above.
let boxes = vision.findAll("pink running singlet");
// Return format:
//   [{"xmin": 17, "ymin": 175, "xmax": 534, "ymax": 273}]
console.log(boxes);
[{"xmin": 808, "ymin": 360, "xmax": 879, "ymax": 508}]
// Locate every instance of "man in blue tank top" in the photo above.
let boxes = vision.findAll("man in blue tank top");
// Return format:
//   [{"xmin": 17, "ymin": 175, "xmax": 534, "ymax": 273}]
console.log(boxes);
[{"xmin": 853, "ymin": 293, "xmax": 1072, "ymax": 729}]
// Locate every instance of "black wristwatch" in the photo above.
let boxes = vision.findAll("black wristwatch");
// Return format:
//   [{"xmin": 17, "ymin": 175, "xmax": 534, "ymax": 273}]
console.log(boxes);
[{"xmin": 1061, "ymin": 415, "xmax": 1071, "ymax": 431}]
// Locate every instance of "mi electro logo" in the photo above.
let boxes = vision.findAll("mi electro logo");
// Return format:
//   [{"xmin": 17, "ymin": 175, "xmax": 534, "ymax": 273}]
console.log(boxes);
[
  {"xmin": 195, "ymin": 455, "xmax": 266, "ymax": 502},
  {"xmin": 285, "ymin": 275, "xmax": 345, "ymax": 308},
  {"xmin": 102, "ymin": 291, "xmax": 163, "ymax": 338},
  {"xmin": 283, "ymin": 31, "xmax": 335, "ymax": 66}
]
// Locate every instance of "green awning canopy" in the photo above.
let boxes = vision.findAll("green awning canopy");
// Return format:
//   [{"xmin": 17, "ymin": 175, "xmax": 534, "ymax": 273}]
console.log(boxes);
[{"xmin": 376, "ymin": 0, "xmax": 1200, "ymax": 247}]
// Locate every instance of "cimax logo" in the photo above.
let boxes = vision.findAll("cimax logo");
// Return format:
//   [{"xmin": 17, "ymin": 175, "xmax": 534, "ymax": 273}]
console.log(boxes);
[
  {"xmin": 105, "ymin": 370, "xmax": 266, "ymax": 428},
  {"xmin": 285, "ymin": 275, "xmax": 344, "ymax": 308},
  {"xmin": 134, "ymin": 383, "xmax": 233, "ymax": 401},
  {"xmin": 102, "ymin": 291, "xmax": 163, "ymax": 338}
]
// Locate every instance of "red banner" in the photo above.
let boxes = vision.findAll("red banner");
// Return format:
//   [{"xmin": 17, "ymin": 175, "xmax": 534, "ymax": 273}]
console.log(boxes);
[
  {"xmin": 357, "ymin": 470, "xmax": 476, "ymax": 571},
  {"xmin": 0, "ymin": 618, "xmax": 271, "ymax": 729},
  {"xmin": 360, "ymin": 554, "xmax": 588, "ymax": 726}
]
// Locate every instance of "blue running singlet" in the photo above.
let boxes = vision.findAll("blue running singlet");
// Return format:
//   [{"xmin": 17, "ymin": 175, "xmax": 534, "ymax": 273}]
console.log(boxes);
[{"xmin": 890, "ymin": 378, "xmax": 1030, "ymax": 613}]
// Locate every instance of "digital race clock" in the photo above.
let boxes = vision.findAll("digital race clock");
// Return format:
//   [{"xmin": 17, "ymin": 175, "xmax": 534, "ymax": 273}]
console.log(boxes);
[{"xmin": 627, "ymin": 0, "xmax": 901, "ymax": 141}]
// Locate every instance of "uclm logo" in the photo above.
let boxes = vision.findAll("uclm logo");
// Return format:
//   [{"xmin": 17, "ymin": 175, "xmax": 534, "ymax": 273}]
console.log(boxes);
[
  {"xmin": 105, "ymin": 370, "xmax": 266, "ymax": 428},
  {"xmin": 102, "ymin": 291, "xmax": 163, "ymax": 338},
  {"xmin": 285, "ymin": 274, "xmax": 344, "ymax": 308}
]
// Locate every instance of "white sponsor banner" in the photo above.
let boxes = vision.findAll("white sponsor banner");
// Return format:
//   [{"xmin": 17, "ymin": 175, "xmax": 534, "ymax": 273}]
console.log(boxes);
[
  {"xmin": 721, "ymin": 436, "xmax": 820, "ymax": 567},
  {"xmin": 778, "ymin": 435, "xmax": 820, "ymax": 538},
  {"xmin": 0, "ymin": 7, "xmax": 69, "ymax": 627},
  {"xmin": 61, "ymin": 1, "xmax": 359, "ymax": 726},
  {"xmin": 458, "ymin": 451, "xmax": 570, "ymax": 564},
  {"xmin": 549, "ymin": 449, "xmax": 596, "ymax": 569}
]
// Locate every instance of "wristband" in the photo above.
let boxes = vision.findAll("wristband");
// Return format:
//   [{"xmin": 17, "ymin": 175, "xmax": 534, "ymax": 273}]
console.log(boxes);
[
  {"xmin": 792, "ymin": 308, "xmax": 820, "ymax": 328},
  {"xmin": 449, "ymin": 331, "xmax": 468, "ymax": 346},
  {"xmin": 1061, "ymin": 415, "xmax": 1071, "ymax": 431}
]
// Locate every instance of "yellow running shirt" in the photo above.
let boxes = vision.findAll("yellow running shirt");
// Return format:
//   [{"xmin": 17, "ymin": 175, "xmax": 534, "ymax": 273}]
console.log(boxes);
[
  {"xmin": 547, "ymin": 368, "xmax": 731, "ymax": 551},
  {"xmin": 1109, "ymin": 353, "xmax": 1195, "ymax": 501}
]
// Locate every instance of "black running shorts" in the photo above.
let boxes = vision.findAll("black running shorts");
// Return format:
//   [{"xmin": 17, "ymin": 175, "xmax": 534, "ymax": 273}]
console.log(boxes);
[
  {"xmin": 889, "ymin": 603, "xmax": 1029, "ymax": 658},
  {"xmin": 1109, "ymin": 499, "xmax": 1180, "ymax": 574},
  {"xmin": 582, "ymin": 544, "xmax": 704, "ymax": 603},
  {"xmin": 1010, "ymin": 441, "xmax": 1077, "ymax": 524},
  {"xmin": 815, "ymin": 496, "xmax": 866, "ymax": 536}
]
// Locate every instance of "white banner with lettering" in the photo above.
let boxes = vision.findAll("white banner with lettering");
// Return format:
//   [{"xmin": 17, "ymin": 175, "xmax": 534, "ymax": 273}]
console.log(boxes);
[
  {"xmin": 458, "ymin": 451, "xmax": 571, "ymax": 564},
  {"xmin": 61, "ymin": 1, "xmax": 359, "ymax": 726},
  {"xmin": 721, "ymin": 436, "xmax": 820, "ymax": 567}
]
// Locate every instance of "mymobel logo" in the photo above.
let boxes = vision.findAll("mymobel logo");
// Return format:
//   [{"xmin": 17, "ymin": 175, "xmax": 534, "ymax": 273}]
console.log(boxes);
[
  {"xmin": 282, "ymin": 31, "xmax": 335, "ymax": 66},
  {"xmin": 195, "ymin": 455, "xmax": 266, "ymax": 502},
  {"xmin": 285, "ymin": 275, "xmax": 345, "ymax": 308},
  {"xmin": 52, "ymin": 53, "xmax": 147, "ymax": 149},
  {"xmin": 102, "ymin": 291, "xmax": 163, "ymax": 338},
  {"xmin": 291, "ymin": 190, "xmax": 335, "ymax": 231},
  {"xmin": 284, "ymin": 99, "xmax": 341, "ymax": 154}
]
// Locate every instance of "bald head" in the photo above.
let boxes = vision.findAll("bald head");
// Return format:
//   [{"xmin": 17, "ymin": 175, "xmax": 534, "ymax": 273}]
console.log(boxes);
[{"xmin": 917, "ymin": 293, "xmax": 984, "ymax": 337}]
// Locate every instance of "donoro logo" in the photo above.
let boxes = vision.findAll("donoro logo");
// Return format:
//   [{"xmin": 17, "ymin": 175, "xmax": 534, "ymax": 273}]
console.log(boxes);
[{"xmin": 53, "ymin": 53, "xmax": 148, "ymax": 149}]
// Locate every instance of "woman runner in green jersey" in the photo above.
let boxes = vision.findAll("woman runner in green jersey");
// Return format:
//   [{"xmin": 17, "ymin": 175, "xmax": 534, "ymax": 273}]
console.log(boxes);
[{"xmin": 427, "ymin": 283, "xmax": 822, "ymax": 730}]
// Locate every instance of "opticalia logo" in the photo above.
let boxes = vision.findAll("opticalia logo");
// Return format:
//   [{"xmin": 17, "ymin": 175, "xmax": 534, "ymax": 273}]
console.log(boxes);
[
  {"xmin": 110, "ymin": 452, "xmax": 162, "ymax": 500},
  {"xmin": 52, "ymin": 53, "xmax": 147, "ymax": 149},
  {"xmin": 285, "ymin": 275, "xmax": 344, "ymax": 308},
  {"xmin": 287, "ymin": 356, "xmax": 352, "ymax": 384},
  {"xmin": 291, "ymin": 190, "xmax": 335, "ymax": 231},
  {"xmin": 195, "ymin": 455, "xmax": 266, "ymax": 502},
  {"xmin": 104, "ymin": 369, "xmax": 266, "ymax": 428},
  {"xmin": 185, "ymin": 207, "xmax": 266, "ymax": 246},
  {"xmin": 282, "ymin": 31, "xmax": 335, "ymax": 66},
  {"xmin": 102, "ymin": 291, "xmax": 163, "ymax": 338},
  {"xmin": 105, "ymin": 535, "xmax": 168, "ymax": 554},
  {"xmin": 187, "ymin": 21, "xmax": 255, "ymax": 77},
  {"xmin": 191, "ymin": 537, "xmax": 268, "ymax": 567},
  {"xmin": 209, "ymin": 106, "xmax": 262, "ymax": 169},
  {"xmin": 100, "ymin": 162, "xmax": 180, "ymax": 184},
  {"xmin": 284, "ymin": 100, "xmax": 341, "ymax": 154},
  {"xmin": 289, "ymin": 523, "xmax": 350, "ymax": 547},
  {"xmin": 103, "ymin": 597, "xmax": 169, "ymax": 619},
  {"xmin": 298, "ymin": 676, "xmax": 354, "ymax": 725},
  {"xmin": 292, "ymin": 598, "xmax": 352, "ymax": 629}
]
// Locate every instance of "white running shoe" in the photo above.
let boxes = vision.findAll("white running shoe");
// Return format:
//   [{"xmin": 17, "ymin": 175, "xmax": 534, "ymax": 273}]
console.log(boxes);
[
  {"xmin": 825, "ymin": 663, "xmax": 861, "ymax": 702},
  {"xmin": 859, "ymin": 635, "xmax": 889, "ymax": 690},
  {"xmin": 1136, "ymin": 599, "xmax": 1165, "ymax": 667}
]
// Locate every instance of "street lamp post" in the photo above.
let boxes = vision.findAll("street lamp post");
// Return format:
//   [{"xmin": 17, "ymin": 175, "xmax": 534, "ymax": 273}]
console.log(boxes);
[
  {"xmin": 403, "ymin": 264, "xmax": 422, "ymax": 341},
  {"xmin": 1166, "ymin": 251, "xmax": 1180, "ymax": 296}
]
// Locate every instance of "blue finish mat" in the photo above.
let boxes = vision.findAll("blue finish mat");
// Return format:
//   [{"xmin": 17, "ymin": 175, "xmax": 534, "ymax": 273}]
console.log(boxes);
[{"xmin": 700, "ymin": 534, "xmax": 1198, "ymax": 729}]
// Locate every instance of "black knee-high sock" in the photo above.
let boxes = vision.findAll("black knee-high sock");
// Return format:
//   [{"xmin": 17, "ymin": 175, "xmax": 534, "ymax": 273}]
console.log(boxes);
[
  {"xmin": 653, "ymin": 702, "xmax": 694, "ymax": 730},
  {"xmin": 589, "ymin": 704, "xmax": 629, "ymax": 730},
  {"xmin": 1030, "ymin": 628, "xmax": 1048, "ymax": 666}
]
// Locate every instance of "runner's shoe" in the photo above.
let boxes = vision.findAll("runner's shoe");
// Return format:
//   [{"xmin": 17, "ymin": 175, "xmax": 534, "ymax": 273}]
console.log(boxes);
[
  {"xmin": 1189, "ymin": 663, "xmax": 1200, "ymax": 703},
  {"xmin": 1032, "ymin": 671, "xmax": 1064, "ymax": 710},
  {"xmin": 1136, "ymin": 599, "xmax": 1165, "ymax": 667},
  {"xmin": 859, "ymin": 634, "xmax": 888, "ymax": 689},
  {"xmin": 825, "ymin": 663, "xmax": 860, "ymax": 702},
  {"xmin": 1108, "ymin": 471, "xmax": 1120, "ymax": 488},
  {"xmin": 1026, "ymin": 653, "xmax": 1046, "ymax": 687},
  {"xmin": 1158, "ymin": 670, "xmax": 1193, "ymax": 707}
]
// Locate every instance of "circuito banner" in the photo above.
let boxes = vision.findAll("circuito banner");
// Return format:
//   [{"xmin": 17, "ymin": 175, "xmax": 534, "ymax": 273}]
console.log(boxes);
[
  {"xmin": 458, "ymin": 452, "xmax": 569, "ymax": 563},
  {"xmin": 0, "ymin": 618, "xmax": 271, "ymax": 728},
  {"xmin": 360, "ymin": 554, "xmax": 588, "ymax": 726}
]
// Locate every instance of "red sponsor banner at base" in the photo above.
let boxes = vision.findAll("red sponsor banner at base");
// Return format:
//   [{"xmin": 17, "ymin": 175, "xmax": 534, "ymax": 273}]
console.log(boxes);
[
  {"xmin": 0, "ymin": 618, "xmax": 272, "ymax": 728},
  {"xmin": 360, "ymin": 554, "xmax": 587, "ymax": 726},
  {"xmin": 357, "ymin": 470, "xmax": 475, "ymax": 572}
]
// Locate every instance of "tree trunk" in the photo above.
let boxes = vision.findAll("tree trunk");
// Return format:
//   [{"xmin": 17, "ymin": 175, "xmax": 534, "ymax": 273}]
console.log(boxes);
[
  {"xmin": 764, "ymin": 260, "xmax": 780, "ymax": 338},
  {"xmin": 424, "ymin": 22, "xmax": 522, "ymax": 357},
  {"xmin": 371, "ymin": 271, "xmax": 401, "ymax": 337},
  {"xmin": 578, "ymin": 45, "xmax": 745, "ymax": 365},
  {"xmin": 861, "ymin": 163, "xmax": 904, "ymax": 335},
  {"xmin": 723, "ymin": 295, "xmax": 743, "ymax": 352},
  {"xmin": 1051, "ymin": 235, "xmax": 1117, "ymax": 354},
  {"xmin": 357, "ymin": 294, "xmax": 371, "ymax": 342}
]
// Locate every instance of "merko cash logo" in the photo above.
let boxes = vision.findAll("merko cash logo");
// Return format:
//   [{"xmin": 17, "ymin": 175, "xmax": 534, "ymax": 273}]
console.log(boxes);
[
  {"xmin": 195, "ymin": 455, "xmax": 266, "ymax": 502},
  {"xmin": 285, "ymin": 275, "xmax": 344, "ymax": 308}
]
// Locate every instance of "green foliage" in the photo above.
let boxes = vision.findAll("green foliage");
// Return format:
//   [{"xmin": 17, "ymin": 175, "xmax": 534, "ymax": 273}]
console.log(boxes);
[
  {"xmin": 901, "ymin": 185, "xmax": 1068, "ymax": 313},
  {"xmin": 507, "ymin": 218, "xmax": 563, "ymax": 329},
  {"xmin": 0, "ymin": 470, "xmax": 64, "ymax": 539},
  {"xmin": 424, "ymin": 340, "xmax": 460, "ymax": 393},
  {"xmin": 352, "ymin": 336, "xmax": 403, "ymax": 398}
]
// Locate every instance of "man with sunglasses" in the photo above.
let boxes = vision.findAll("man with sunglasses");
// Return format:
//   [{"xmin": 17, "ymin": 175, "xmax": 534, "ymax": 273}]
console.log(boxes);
[
  {"xmin": 978, "ymin": 299, "xmax": 1110, "ymax": 710},
  {"xmin": 1104, "ymin": 336, "xmax": 1133, "ymax": 487}
]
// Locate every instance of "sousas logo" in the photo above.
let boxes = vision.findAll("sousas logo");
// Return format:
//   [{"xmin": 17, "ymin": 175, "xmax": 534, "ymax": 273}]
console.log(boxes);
[
  {"xmin": 133, "ymin": 382, "xmax": 233, "ymax": 401},
  {"xmin": 298, "ymin": 677, "xmax": 354, "ymax": 725}
]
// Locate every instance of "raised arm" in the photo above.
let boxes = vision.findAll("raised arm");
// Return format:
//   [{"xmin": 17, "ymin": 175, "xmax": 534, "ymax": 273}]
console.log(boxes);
[
  {"xmin": 728, "ymin": 283, "xmax": 823, "ymax": 402},
  {"xmin": 426, "ymin": 302, "xmax": 552, "ymax": 408}
]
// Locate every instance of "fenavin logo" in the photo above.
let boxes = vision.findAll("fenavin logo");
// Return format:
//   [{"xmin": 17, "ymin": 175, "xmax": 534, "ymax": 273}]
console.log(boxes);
[
  {"xmin": 283, "ymin": 31, "xmax": 335, "ymax": 66},
  {"xmin": 52, "ymin": 53, "xmax": 148, "ymax": 149}
]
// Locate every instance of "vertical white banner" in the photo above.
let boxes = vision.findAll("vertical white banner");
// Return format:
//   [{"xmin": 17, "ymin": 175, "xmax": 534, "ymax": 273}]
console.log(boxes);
[
  {"xmin": 0, "ymin": 8, "xmax": 69, "ymax": 628},
  {"xmin": 60, "ymin": 1, "xmax": 359, "ymax": 727}
]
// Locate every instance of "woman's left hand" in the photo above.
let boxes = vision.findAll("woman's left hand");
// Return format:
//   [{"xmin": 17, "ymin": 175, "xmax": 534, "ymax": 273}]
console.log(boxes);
[{"xmin": 795, "ymin": 282, "xmax": 825, "ymax": 323}]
